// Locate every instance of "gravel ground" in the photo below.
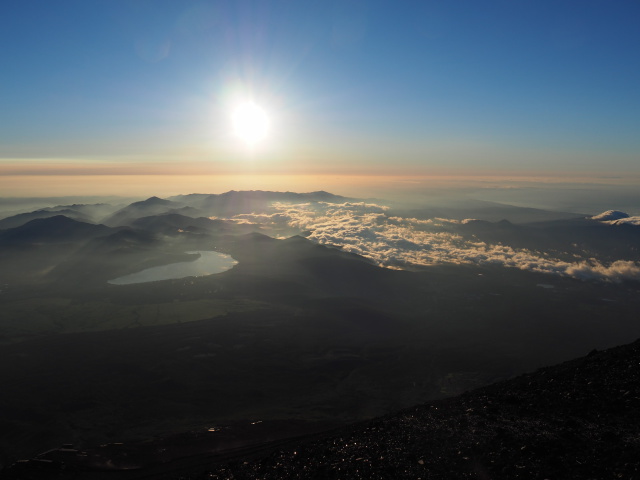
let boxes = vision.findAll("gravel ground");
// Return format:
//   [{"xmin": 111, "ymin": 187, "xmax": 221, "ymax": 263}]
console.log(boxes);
[{"xmin": 193, "ymin": 340, "xmax": 640, "ymax": 479}]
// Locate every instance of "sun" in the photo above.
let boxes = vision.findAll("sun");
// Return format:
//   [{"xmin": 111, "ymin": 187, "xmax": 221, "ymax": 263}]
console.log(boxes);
[{"xmin": 232, "ymin": 101, "xmax": 270, "ymax": 145}]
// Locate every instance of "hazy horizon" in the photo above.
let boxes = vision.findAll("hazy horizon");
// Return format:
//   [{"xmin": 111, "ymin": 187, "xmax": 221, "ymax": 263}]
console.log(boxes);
[
  {"xmin": 2, "ymin": 1, "xmax": 640, "ymax": 193},
  {"xmin": 2, "ymin": 175, "xmax": 640, "ymax": 218}
]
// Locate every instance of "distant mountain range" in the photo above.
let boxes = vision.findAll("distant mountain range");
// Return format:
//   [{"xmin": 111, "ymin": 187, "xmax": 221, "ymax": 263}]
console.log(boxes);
[
  {"xmin": 393, "ymin": 198, "xmax": 586, "ymax": 224},
  {"xmin": 1, "ymin": 190, "xmax": 638, "ymax": 285},
  {"xmin": 0, "ymin": 190, "xmax": 639, "ymax": 475},
  {"xmin": 0, "ymin": 203, "xmax": 119, "ymax": 230},
  {"xmin": 0, "ymin": 208, "xmax": 92, "ymax": 230},
  {"xmin": 453, "ymin": 216, "xmax": 640, "ymax": 263},
  {"xmin": 0, "ymin": 191, "xmax": 349, "ymax": 230},
  {"xmin": 168, "ymin": 190, "xmax": 347, "ymax": 211},
  {"xmin": 0, "ymin": 215, "xmax": 113, "ymax": 245}
]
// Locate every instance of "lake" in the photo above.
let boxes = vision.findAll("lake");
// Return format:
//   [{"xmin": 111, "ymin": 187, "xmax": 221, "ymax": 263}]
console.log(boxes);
[{"xmin": 108, "ymin": 251, "xmax": 237, "ymax": 285}]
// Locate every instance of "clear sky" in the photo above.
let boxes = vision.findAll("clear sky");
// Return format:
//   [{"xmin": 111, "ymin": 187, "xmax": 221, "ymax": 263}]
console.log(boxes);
[{"xmin": 1, "ymin": 0, "xmax": 640, "ymax": 196}]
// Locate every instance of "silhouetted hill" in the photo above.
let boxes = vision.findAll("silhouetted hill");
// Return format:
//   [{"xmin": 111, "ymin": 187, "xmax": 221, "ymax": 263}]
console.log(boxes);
[
  {"xmin": 40, "ymin": 203, "xmax": 120, "ymax": 223},
  {"xmin": 137, "ymin": 196, "xmax": 171, "ymax": 206},
  {"xmin": 170, "ymin": 190, "xmax": 349, "ymax": 217},
  {"xmin": 215, "ymin": 232, "xmax": 410, "ymax": 301},
  {"xmin": 0, "ymin": 203, "xmax": 123, "ymax": 228},
  {"xmin": 0, "ymin": 209, "xmax": 92, "ymax": 230},
  {"xmin": 73, "ymin": 227, "xmax": 160, "ymax": 253},
  {"xmin": 103, "ymin": 197, "xmax": 186, "ymax": 226},
  {"xmin": 131, "ymin": 213, "xmax": 247, "ymax": 235},
  {"xmin": 46, "ymin": 228, "xmax": 181, "ymax": 284},
  {"xmin": 0, "ymin": 215, "xmax": 113, "ymax": 245}
]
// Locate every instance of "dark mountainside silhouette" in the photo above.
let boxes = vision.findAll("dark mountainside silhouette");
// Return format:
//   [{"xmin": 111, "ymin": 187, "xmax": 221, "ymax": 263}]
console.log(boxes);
[
  {"xmin": 0, "ymin": 203, "xmax": 118, "ymax": 230},
  {"xmin": 0, "ymin": 209, "xmax": 92, "ymax": 230},
  {"xmin": 102, "ymin": 197, "xmax": 186, "ymax": 227},
  {"xmin": 3, "ymin": 339, "xmax": 639, "ymax": 479},
  {"xmin": 0, "ymin": 215, "xmax": 113, "ymax": 245},
  {"xmin": 1, "ymin": 191, "xmax": 639, "ymax": 478},
  {"xmin": 130, "ymin": 214, "xmax": 249, "ymax": 236}
]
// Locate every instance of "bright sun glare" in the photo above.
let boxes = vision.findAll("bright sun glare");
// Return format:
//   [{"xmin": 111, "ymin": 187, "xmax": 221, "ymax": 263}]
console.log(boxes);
[{"xmin": 232, "ymin": 101, "xmax": 270, "ymax": 145}]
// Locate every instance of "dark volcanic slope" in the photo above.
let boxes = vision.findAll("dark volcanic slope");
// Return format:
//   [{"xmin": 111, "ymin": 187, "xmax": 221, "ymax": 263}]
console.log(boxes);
[
  {"xmin": 7, "ymin": 336, "xmax": 638, "ymax": 479},
  {"xmin": 193, "ymin": 340, "xmax": 640, "ymax": 480}
]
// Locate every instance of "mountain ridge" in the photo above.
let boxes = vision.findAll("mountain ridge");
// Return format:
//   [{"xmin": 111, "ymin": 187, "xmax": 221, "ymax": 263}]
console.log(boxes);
[{"xmin": 0, "ymin": 215, "xmax": 113, "ymax": 245}]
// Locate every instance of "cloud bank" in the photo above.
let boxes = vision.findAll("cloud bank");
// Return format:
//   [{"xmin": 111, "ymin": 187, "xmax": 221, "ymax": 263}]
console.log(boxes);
[
  {"xmin": 590, "ymin": 210, "xmax": 630, "ymax": 221},
  {"xmin": 230, "ymin": 202, "xmax": 640, "ymax": 283},
  {"xmin": 590, "ymin": 210, "xmax": 640, "ymax": 226},
  {"xmin": 607, "ymin": 217, "xmax": 640, "ymax": 226}
]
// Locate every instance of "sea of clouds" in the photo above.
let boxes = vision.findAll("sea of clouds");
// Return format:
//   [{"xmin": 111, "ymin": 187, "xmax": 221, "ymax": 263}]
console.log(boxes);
[{"xmin": 227, "ymin": 202, "xmax": 640, "ymax": 283}]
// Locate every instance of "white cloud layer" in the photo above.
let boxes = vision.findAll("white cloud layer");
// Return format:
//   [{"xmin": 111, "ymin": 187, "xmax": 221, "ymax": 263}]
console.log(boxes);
[
  {"xmin": 604, "ymin": 217, "xmax": 640, "ymax": 226},
  {"xmin": 590, "ymin": 210, "xmax": 640, "ymax": 226},
  {"xmin": 590, "ymin": 210, "xmax": 629, "ymax": 221},
  {"xmin": 230, "ymin": 202, "xmax": 640, "ymax": 283}
]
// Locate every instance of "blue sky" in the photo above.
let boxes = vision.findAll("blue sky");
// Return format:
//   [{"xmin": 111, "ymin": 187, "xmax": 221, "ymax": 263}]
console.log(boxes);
[{"xmin": 1, "ymin": 0, "xmax": 640, "ymax": 193}]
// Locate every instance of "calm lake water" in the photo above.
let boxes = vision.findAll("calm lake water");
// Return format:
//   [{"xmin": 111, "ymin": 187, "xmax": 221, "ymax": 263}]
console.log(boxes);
[{"xmin": 108, "ymin": 251, "xmax": 237, "ymax": 285}]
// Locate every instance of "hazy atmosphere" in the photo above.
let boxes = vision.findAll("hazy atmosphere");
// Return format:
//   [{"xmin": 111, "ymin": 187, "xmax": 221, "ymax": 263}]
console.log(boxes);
[
  {"xmin": 2, "ymin": 2, "xmax": 640, "ymax": 478},
  {"xmin": 2, "ymin": 1, "xmax": 640, "ymax": 196}
]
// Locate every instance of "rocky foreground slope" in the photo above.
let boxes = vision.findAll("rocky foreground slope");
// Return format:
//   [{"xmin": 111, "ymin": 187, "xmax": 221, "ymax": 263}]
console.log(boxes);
[
  {"xmin": 197, "ymin": 339, "xmax": 640, "ymax": 480},
  {"xmin": 4, "ymin": 339, "xmax": 640, "ymax": 479}
]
